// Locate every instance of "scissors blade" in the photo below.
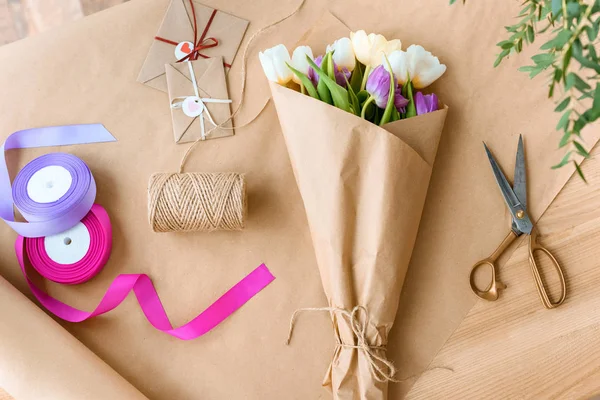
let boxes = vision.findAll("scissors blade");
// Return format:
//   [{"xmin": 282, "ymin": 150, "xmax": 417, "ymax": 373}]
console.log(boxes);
[
  {"xmin": 513, "ymin": 135, "xmax": 527, "ymax": 209},
  {"xmin": 484, "ymin": 142, "xmax": 521, "ymax": 208},
  {"xmin": 483, "ymin": 142, "xmax": 533, "ymax": 235}
]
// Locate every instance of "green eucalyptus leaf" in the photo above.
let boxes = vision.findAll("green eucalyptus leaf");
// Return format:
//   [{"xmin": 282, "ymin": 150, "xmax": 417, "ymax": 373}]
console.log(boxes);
[
  {"xmin": 559, "ymin": 129, "xmax": 572, "ymax": 147},
  {"xmin": 526, "ymin": 25, "xmax": 535, "ymax": 42},
  {"xmin": 306, "ymin": 56, "xmax": 350, "ymax": 112},
  {"xmin": 593, "ymin": 83, "xmax": 600, "ymax": 111},
  {"xmin": 556, "ymin": 109, "xmax": 571, "ymax": 131},
  {"xmin": 563, "ymin": 47, "xmax": 572, "ymax": 73},
  {"xmin": 541, "ymin": 30, "xmax": 571, "ymax": 50},
  {"xmin": 574, "ymin": 161, "xmax": 588, "ymax": 183},
  {"xmin": 551, "ymin": 0, "xmax": 562, "ymax": 18},
  {"xmin": 565, "ymin": 72, "xmax": 591, "ymax": 91},
  {"xmin": 551, "ymin": 151, "xmax": 572, "ymax": 169},
  {"xmin": 572, "ymin": 49, "xmax": 600, "ymax": 74},
  {"xmin": 567, "ymin": 2, "xmax": 580, "ymax": 18},
  {"xmin": 573, "ymin": 140, "xmax": 590, "ymax": 157},
  {"xmin": 555, "ymin": 97, "xmax": 571, "ymax": 112},
  {"xmin": 532, "ymin": 53, "xmax": 555, "ymax": 66},
  {"xmin": 549, "ymin": 80, "xmax": 556, "ymax": 97},
  {"xmin": 286, "ymin": 63, "xmax": 320, "ymax": 100}
]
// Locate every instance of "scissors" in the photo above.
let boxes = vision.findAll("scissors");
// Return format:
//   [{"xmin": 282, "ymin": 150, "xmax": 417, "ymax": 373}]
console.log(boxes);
[{"xmin": 469, "ymin": 135, "xmax": 567, "ymax": 309}]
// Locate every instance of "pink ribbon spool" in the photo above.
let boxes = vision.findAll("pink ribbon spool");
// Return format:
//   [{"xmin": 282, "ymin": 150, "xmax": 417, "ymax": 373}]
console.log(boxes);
[{"xmin": 24, "ymin": 204, "xmax": 110, "ymax": 285}]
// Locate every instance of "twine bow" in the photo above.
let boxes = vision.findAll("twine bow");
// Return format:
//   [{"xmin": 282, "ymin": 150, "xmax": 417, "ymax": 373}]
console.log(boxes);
[
  {"xmin": 286, "ymin": 305, "xmax": 398, "ymax": 383},
  {"xmin": 155, "ymin": 2, "xmax": 230, "ymax": 67},
  {"xmin": 171, "ymin": 61, "xmax": 232, "ymax": 141}
]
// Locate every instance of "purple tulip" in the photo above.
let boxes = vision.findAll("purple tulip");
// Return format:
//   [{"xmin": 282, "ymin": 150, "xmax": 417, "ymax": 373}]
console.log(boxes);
[
  {"xmin": 365, "ymin": 65, "xmax": 391, "ymax": 108},
  {"xmin": 309, "ymin": 55, "xmax": 351, "ymax": 87},
  {"xmin": 394, "ymin": 85, "xmax": 409, "ymax": 113},
  {"xmin": 415, "ymin": 92, "xmax": 438, "ymax": 115}
]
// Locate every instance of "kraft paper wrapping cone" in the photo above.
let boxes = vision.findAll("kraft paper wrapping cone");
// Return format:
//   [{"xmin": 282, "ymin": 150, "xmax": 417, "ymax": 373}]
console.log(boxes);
[
  {"xmin": 0, "ymin": 275, "xmax": 147, "ymax": 400},
  {"xmin": 270, "ymin": 82, "xmax": 447, "ymax": 399}
]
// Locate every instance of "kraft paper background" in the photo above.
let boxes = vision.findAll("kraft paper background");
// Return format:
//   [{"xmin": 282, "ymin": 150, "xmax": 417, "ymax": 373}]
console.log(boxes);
[{"xmin": 0, "ymin": 0, "xmax": 598, "ymax": 399}]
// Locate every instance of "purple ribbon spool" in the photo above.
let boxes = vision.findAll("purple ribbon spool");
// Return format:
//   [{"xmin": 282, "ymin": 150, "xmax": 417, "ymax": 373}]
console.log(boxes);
[
  {"xmin": 0, "ymin": 124, "xmax": 116, "ymax": 238},
  {"xmin": 12, "ymin": 153, "xmax": 96, "ymax": 236}
]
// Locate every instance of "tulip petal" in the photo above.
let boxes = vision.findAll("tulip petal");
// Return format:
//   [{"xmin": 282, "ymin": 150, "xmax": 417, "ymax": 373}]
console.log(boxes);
[{"xmin": 291, "ymin": 45, "xmax": 314, "ymax": 84}]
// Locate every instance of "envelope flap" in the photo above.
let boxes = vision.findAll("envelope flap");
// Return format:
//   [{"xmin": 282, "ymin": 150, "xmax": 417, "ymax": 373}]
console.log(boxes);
[
  {"xmin": 184, "ymin": 1, "xmax": 249, "ymax": 66},
  {"xmin": 137, "ymin": 0, "xmax": 195, "ymax": 84}
]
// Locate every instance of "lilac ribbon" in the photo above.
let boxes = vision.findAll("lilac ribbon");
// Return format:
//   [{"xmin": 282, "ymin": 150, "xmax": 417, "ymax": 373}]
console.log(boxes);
[{"xmin": 0, "ymin": 125, "xmax": 116, "ymax": 237}]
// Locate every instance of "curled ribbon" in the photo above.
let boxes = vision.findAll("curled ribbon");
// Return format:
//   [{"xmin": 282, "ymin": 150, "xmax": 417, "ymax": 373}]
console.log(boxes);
[
  {"xmin": 17, "ymin": 204, "xmax": 275, "ymax": 340},
  {"xmin": 155, "ymin": 3, "xmax": 231, "ymax": 67},
  {"xmin": 170, "ymin": 60, "xmax": 232, "ymax": 140}
]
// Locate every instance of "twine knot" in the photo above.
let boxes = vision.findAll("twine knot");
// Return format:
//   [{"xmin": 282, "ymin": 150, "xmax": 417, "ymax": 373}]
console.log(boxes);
[{"xmin": 286, "ymin": 305, "xmax": 398, "ymax": 383}]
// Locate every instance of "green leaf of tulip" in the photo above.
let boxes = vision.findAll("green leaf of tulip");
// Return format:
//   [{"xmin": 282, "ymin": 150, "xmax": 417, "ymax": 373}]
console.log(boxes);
[
  {"xmin": 326, "ymin": 52, "xmax": 336, "ymax": 81},
  {"xmin": 314, "ymin": 54, "xmax": 333, "ymax": 104},
  {"xmin": 404, "ymin": 80, "xmax": 417, "ymax": 118},
  {"xmin": 350, "ymin": 61, "xmax": 364, "ymax": 94},
  {"xmin": 344, "ymin": 74, "xmax": 361, "ymax": 116},
  {"xmin": 286, "ymin": 62, "xmax": 320, "ymax": 100},
  {"xmin": 306, "ymin": 55, "xmax": 351, "ymax": 112}
]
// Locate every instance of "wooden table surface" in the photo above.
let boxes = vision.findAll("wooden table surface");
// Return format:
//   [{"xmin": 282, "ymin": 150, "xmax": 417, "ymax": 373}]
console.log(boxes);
[
  {"xmin": 1, "ymin": 2, "xmax": 600, "ymax": 400},
  {"xmin": 407, "ymin": 144, "xmax": 600, "ymax": 400}
]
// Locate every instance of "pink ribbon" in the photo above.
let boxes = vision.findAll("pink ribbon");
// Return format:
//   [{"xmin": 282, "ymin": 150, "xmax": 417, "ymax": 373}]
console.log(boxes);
[{"xmin": 16, "ymin": 205, "xmax": 275, "ymax": 340}]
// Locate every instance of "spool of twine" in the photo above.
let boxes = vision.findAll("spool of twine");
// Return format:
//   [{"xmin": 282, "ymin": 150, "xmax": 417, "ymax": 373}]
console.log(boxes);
[{"xmin": 148, "ymin": 172, "xmax": 246, "ymax": 233}]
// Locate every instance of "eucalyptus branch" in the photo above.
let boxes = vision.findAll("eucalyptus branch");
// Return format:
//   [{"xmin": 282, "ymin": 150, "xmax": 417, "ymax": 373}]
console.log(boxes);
[{"xmin": 452, "ymin": 0, "xmax": 600, "ymax": 180}]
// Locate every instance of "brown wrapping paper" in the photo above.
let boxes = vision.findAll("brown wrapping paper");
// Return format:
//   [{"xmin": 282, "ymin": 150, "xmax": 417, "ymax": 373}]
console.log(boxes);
[
  {"xmin": 137, "ymin": 0, "xmax": 249, "ymax": 92},
  {"xmin": 165, "ymin": 57, "xmax": 233, "ymax": 143},
  {"xmin": 0, "ymin": 275, "xmax": 147, "ymax": 400},
  {"xmin": 271, "ymin": 82, "xmax": 447, "ymax": 399},
  {"xmin": 0, "ymin": 0, "xmax": 598, "ymax": 399}
]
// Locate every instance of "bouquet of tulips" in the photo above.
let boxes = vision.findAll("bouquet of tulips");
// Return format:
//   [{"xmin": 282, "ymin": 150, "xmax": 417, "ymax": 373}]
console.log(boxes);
[
  {"xmin": 259, "ymin": 31, "xmax": 446, "ymax": 126},
  {"xmin": 260, "ymin": 31, "xmax": 448, "ymax": 400}
]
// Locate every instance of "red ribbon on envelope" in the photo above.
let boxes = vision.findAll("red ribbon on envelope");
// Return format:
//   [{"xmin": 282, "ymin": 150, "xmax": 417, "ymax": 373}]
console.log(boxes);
[{"xmin": 155, "ymin": 1, "xmax": 232, "ymax": 68}]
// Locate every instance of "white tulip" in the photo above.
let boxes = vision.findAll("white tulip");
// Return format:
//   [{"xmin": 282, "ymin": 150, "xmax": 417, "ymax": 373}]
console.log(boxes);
[
  {"xmin": 385, "ymin": 50, "xmax": 410, "ymax": 85},
  {"xmin": 258, "ymin": 44, "xmax": 293, "ymax": 85},
  {"xmin": 290, "ymin": 45, "xmax": 314, "ymax": 84},
  {"xmin": 326, "ymin": 37, "xmax": 356, "ymax": 72},
  {"xmin": 385, "ymin": 45, "xmax": 446, "ymax": 88},
  {"xmin": 350, "ymin": 30, "xmax": 401, "ymax": 67}
]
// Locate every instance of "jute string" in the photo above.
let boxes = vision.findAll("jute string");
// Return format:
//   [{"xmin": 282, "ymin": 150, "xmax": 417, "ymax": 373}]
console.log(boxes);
[
  {"xmin": 178, "ymin": 0, "xmax": 306, "ymax": 173},
  {"xmin": 286, "ymin": 306, "xmax": 399, "ymax": 383},
  {"xmin": 147, "ymin": 172, "xmax": 246, "ymax": 233}
]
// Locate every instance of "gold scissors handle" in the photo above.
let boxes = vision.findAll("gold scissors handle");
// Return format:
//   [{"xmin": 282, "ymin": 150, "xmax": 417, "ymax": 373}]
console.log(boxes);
[
  {"xmin": 469, "ymin": 231, "xmax": 517, "ymax": 301},
  {"xmin": 528, "ymin": 227, "xmax": 566, "ymax": 309}
]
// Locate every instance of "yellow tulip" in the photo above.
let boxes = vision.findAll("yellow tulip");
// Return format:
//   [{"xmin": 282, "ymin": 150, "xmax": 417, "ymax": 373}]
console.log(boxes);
[{"xmin": 350, "ymin": 30, "xmax": 401, "ymax": 67}]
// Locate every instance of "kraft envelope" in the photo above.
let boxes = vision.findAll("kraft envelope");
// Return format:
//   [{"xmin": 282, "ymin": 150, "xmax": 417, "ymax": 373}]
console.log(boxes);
[
  {"xmin": 137, "ymin": 0, "xmax": 249, "ymax": 92},
  {"xmin": 166, "ymin": 57, "xmax": 233, "ymax": 143},
  {"xmin": 0, "ymin": 0, "xmax": 599, "ymax": 399}
]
